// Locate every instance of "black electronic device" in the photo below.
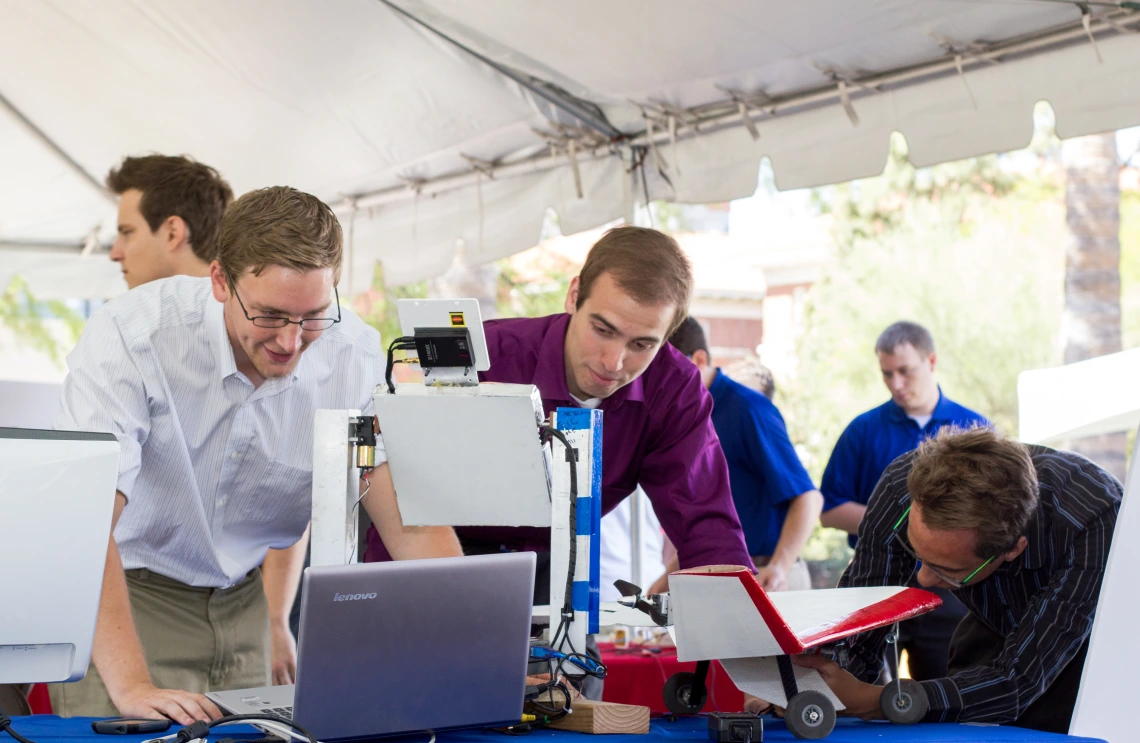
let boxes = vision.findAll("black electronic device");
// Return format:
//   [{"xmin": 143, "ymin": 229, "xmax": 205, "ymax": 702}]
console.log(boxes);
[
  {"xmin": 91, "ymin": 718, "xmax": 173, "ymax": 735},
  {"xmin": 707, "ymin": 712, "xmax": 762, "ymax": 743},
  {"xmin": 412, "ymin": 327, "xmax": 474, "ymax": 370}
]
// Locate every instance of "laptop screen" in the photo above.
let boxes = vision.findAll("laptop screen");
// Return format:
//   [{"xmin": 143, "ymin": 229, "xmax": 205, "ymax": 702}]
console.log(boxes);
[{"xmin": 291, "ymin": 552, "xmax": 536, "ymax": 740}]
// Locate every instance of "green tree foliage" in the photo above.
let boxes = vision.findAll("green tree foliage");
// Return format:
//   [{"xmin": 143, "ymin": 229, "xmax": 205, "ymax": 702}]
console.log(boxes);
[
  {"xmin": 496, "ymin": 259, "xmax": 573, "ymax": 319},
  {"xmin": 352, "ymin": 262, "xmax": 428, "ymax": 345},
  {"xmin": 0, "ymin": 275, "xmax": 86, "ymax": 367}
]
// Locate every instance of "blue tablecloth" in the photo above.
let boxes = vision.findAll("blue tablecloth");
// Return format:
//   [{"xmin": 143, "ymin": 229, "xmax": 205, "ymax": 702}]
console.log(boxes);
[{"xmin": 0, "ymin": 716, "xmax": 1107, "ymax": 743}]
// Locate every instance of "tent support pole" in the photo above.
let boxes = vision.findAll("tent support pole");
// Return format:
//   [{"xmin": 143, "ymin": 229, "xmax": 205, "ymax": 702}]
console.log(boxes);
[
  {"xmin": 338, "ymin": 9, "xmax": 1140, "ymax": 216},
  {"xmin": 0, "ymin": 90, "xmax": 114, "ymax": 205}
]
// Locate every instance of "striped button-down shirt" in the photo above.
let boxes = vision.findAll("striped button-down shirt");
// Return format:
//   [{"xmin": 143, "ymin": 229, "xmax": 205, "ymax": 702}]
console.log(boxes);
[
  {"xmin": 839, "ymin": 445, "xmax": 1120, "ymax": 724},
  {"xmin": 55, "ymin": 276, "xmax": 385, "ymax": 588}
]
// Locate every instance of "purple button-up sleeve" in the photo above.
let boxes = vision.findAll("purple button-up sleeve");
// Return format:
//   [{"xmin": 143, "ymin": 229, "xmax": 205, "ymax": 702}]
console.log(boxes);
[{"xmin": 638, "ymin": 373, "xmax": 752, "ymax": 570}]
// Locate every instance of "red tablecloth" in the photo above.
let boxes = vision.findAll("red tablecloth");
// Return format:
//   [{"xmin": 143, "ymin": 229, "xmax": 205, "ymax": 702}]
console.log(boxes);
[
  {"xmin": 597, "ymin": 641, "xmax": 745, "ymax": 714},
  {"xmin": 29, "ymin": 684, "xmax": 52, "ymax": 714}
]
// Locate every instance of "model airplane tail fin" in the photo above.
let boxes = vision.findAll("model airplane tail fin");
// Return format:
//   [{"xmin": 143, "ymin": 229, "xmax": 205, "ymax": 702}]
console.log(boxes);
[{"xmin": 670, "ymin": 566, "xmax": 803, "ymax": 660}]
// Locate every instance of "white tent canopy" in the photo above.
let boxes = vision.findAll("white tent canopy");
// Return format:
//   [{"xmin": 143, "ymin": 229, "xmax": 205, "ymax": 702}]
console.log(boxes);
[{"xmin": 3, "ymin": 0, "xmax": 1140, "ymax": 298}]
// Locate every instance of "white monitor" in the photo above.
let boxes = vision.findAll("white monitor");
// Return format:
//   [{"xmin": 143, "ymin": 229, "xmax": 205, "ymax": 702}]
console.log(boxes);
[{"xmin": 0, "ymin": 428, "xmax": 120, "ymax": 683}]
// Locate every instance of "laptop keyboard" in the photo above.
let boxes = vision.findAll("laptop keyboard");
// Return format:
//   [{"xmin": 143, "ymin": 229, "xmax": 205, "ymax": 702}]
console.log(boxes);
[{"xmin": 245, "ymin": 702, "xmax": 293, "ymax": 719}]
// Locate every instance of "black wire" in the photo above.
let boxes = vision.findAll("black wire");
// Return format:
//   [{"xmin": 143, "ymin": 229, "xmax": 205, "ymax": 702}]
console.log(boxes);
[
  {"xmin": 525, "ymin": 679, "xmax": 572, "ymax": 718},
  {"xmin": 385, "ymin": 336, "xmax": 417, "ymax": 393},
  {"xmin": 498, "ymin": 678, "xmax": 573, "ymax": 736},
  {"xmin": 172, "ymin": 713, "xmax": 319, "ymax": 743},
  {"xmin": 501, "ymin": 424, "xmax": 602, "ymax": 736},
  {"xmin": 542, "ymin": 426, "xmax": 577, "ymax": 623},
  {"xmin": 0, "ymin": 715, "xmax": 37, "ymax": 743},
  {"xmin": 548, "ymin": 621, "xmax": 606, "ymax": 682}
]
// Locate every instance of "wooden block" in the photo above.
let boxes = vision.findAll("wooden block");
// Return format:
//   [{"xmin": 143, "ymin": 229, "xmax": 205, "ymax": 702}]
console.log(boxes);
[{"xmin": 526, "ymin": 696, "xmax": 650, "ymax": 734}]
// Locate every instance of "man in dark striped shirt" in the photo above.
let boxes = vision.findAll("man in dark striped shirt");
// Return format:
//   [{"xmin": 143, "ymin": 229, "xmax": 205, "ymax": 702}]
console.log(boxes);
[{"xmin": 795, "ymin": 427, "xmax": 1120, "ymax": 733}]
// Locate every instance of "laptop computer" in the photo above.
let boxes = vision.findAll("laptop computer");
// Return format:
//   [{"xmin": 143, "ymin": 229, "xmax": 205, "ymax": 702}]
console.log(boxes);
[{"xmin": 208, "ymin": 552, "xmax": 535, "ymax": 741}]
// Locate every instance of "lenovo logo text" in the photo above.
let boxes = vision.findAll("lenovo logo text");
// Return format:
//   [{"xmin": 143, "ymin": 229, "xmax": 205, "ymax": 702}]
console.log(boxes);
[{"xmin": 334, "ymin": 592, "xmax": 378, "ymax": 602}]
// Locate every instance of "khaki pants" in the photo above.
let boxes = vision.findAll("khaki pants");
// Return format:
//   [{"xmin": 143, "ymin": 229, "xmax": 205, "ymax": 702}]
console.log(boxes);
[
  {"xmin": 50, "ymin": 568, "xmax": 271, "ymax": 718},
  {"xmin": 752, "ymin": 556, "xmax": 812, "ymax": 591}
]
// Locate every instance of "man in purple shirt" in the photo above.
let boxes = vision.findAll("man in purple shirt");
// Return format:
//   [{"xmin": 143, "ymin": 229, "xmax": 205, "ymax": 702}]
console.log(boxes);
[{"xmin": 366, "ymin": 226, "xmax": 750, "ymax": 585}]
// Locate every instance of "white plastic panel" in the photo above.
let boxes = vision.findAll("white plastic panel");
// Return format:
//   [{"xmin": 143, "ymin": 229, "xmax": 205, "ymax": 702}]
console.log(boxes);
[
  {"xmin": 1070, "ymin": 423, "xmax": 1140, "ymax": 741},
  {"xmin": 0, "ymin": 432, "xmax": 119, "ymax": 683},
  {"xmin": 720, "ymin": 657, "xmax": 844, "ymax": 711},
  {"xmin": 669, "ymin": 574, "xmax": 781, "ymax": 662},
  {"xmin": 374, "ymin": 383, "xmax": 551, "ymax": 526},
  {"xmin": 310, "ymin": 409, "xmax": 362, "ymax": 567}
]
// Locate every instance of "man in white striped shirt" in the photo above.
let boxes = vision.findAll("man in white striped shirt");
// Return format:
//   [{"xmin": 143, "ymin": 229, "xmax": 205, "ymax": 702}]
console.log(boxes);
[
  {"xmin": 52, "ymin": 186, "xmax": 462, "ymax": 723},
  {"xmin": 105, "ymin": 154, "xmax": 307, "ymax": 690}
]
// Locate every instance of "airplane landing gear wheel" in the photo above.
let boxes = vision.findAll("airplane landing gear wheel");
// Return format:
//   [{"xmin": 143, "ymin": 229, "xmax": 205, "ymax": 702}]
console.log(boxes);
[
  {"xmin": 784, "ymin": 690, "xmax": 836, "ymax": 740},
  {"xmin": 880, "ymin": 679, "xmax": 928, "ymax": 724},
  {"xmin": 662, "ymin": 671, "xmax": 707, "ymax": 715}
]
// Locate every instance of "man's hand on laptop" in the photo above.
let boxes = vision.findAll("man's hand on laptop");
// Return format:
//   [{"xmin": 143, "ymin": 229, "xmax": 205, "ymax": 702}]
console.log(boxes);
[
  {"xmin": 116, "ymin": 683, "xmax": 222, "ymax": 724},
  {"xmin": 271, "ymin": 624, "xmax": 298, "ymax": 685}
]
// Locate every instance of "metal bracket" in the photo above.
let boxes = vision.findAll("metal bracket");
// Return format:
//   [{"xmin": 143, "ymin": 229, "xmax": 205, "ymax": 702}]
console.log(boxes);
[
  {"xmin": 692, "ymin": 660, "xmax": 711, "ymax": 705},
  {"xmin": 777, "ymin": 655, "xmax": 799, "ymax": 701}
]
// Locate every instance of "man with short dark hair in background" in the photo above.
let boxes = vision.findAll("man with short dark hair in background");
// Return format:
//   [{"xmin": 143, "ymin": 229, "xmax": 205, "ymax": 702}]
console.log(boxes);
[
  {"xmin": 791, "ymin": 427, "xmax": 1119, "ymax": 733},
  {"xmin": 106, "ymin": 154, "xmax": 233, "ymax": 288},
  {"xmin": 820, "ymin": 321, "xmax": 988, "ymax": 681},
  {"xmin": 666, "ymin": 317, "xmax": 821, "ymax": 592}
]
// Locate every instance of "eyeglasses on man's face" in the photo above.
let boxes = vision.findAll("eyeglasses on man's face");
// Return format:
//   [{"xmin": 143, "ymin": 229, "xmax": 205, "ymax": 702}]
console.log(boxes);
[
  {"xmin": 890, "ymin": 505, "xmax": 997, "ymax": 589},
  {"xmin": 231, "ymin": 284, "xmax": 342, "ymax": 331}
]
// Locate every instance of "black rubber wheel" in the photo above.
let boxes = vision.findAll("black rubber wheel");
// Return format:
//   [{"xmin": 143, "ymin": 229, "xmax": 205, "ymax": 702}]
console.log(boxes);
[
  {"xmin": 784, "ymin": 690, "xmax": 836, "ymax": 740},
  {"xmin": 662, "ymin": 671, "xmax": 707, "ymax": 715},
  {"xmin": 879, "ymin": 679, "xmax": 928, "ymax": 724}
]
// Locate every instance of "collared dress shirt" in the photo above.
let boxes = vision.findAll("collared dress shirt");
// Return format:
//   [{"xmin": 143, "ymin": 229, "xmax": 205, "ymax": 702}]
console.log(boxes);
[
  {"xmin": 839, "ymin": 445, "xmax": 1120, "ymax": 724},
  {"xmin": 708, "ymin": 369, "xmax": 815, "ymax": 558},
  {"xmin": 366, "ymin": 313, "xmax": 751, "ymax": 570},
  {"xmin": 821, "ymin": 390, "xmax": 989, "ymax": 547},
  {"xmin": 55, "ymin": 276, "xmax": 385, "ymax": 588}
]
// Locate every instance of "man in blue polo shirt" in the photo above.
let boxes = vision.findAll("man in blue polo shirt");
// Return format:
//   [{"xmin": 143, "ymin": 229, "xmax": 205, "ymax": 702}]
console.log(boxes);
[
  {"xmin": 668, "ymin": 317, "xmax": 822, "ymax": 591},
  {"xmin": 820, "ymin": 320, "xmax": 988, "ymax": 680}
]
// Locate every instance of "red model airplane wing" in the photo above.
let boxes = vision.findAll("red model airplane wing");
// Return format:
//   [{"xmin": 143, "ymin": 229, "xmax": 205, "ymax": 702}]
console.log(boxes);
[{"xmin": 669, "ymin": 566, "xmax": 941, "ymax": 661}]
